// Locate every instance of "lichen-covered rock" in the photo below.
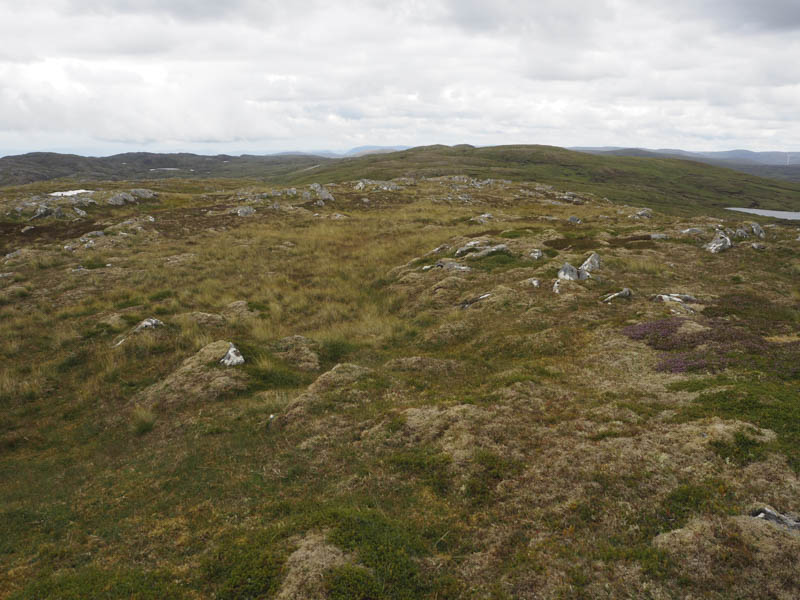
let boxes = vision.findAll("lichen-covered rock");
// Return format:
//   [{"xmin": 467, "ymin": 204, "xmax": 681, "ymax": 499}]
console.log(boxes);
[
  {"xmin": 704, "ymin": 231, "xmax": 732, "ymax": 253},
  {"xmin": 108, "ymin": 192, "xmax": 135, "ymax": 206},
  {"xmin": 557, "ymin": 262, "xmax": 588, "ymax": 281},
  {"xmin": 580, "ymin": 252, "xmax": 601, "ymax": 274},
  {"xmin": 750, "ymin": 222, "xmax": 766, "ymax": 239},
  {"xmin": 129, "ymin": 189, "xmax": 158, "ymax": 201}
]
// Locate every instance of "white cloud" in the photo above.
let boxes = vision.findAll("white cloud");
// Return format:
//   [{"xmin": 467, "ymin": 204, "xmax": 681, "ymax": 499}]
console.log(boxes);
[{"xmin": 0, "ymin": 0, "xmax": 798, "ymax": 156}]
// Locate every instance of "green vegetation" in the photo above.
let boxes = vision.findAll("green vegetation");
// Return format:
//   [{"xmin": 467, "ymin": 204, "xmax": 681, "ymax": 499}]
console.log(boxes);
[{"xmin": 1, "ymin": 164, "xmax": 799, "ymax": 598}]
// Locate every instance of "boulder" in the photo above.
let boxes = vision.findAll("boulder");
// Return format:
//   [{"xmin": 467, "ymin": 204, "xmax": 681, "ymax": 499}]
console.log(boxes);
[
  {"xmin": 129, "ymin": 189, "xmax": 158, "ymax": 201},
  {"xmin": 681, "ymin": 227, "xmax": 704, "ymax": 235},
  {"xmin": 751, "ymin": 222, "xmax": 766, "ymax": 239},
  {"xmin": 220, "ymin": 343, "xmax": 245, "ymax": 366},
  {"xmin": 750, "ymin": 506, "xmax": 800, "ymax": 532},
  {"xmin": 557, "ymin": 262, "xmax": 588, "ymax": 281},
  {"xmin": 133, "ymin": 317, "xmax": 164, "ymax": 333},
  {"xmin": 632, "ymin": 208, "xmax": 652, "ymax": 219},
  {"xmin": 704, "ymin": 231, "xmax": 732, "ymax": 253},
  {"xmin": 653, "ymin": 293, "xmax": 698, "ymax": 304},
  {"xmin": 567, "ymin": 216, "xmax": 582, "ymax": 224},
  {"xmin": 108, "ymin": 192, "xmax": 135, "ymax": 206},
  {"xmin": 529, "ymin": 249, "xmax": 543, "ymax": 260},
  {"xmin": 455, "ymin": 240, "xmax": 488, "ymax": 257},
  {"xmin": 234, "ymin": 206, "xmax": 256, "ymax": 217},
  {"xmin": 579, "ymin": 252, "xmax": 601, "ymax": 274}
]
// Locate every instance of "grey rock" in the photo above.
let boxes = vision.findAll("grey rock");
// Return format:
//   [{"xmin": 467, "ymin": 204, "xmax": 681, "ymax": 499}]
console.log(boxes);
[
  {"xmin": 652, "ymin": 293, "xmax": 698, "ymax": 304},
  {"xmin": 580, "ymin": 252, "xmax": 601, "ymax": 274},
  {"xmin": 523, "ymin": 278, "xmax": 541, "ymax": 288},
  {"xmin": 435, "ymin": 260, "xmax": 472, "ymax": 272},
  {"xmin": 30, "ymin": 205, "xmax": 52, "ymax": 220},
  {"xmin": 567, "ymin": 216, "xmax": 582, "ymax": 224},
  {"xmin": 460, "ymin": 293, "xmax": 492, "ymax": 309},
  {"xmin": 750, "ymin": 222, "xmax": 766, "ymax": 239},
  {"xmin": 704, "ymin": 231, "xmax": 732, "ymax": 253},
  {"xmin": 650, "ymin": 233, "xmax": 669, "ymax": 240},
  {"xmin": 750, "ymin": 506, "xmax": 800, "ymax": 531},
  {"xmin": 529, "ymin": 249, "xmax": 543, "ymax": 260},
  {"xmin": 74, "ymin": 207, "xmax": 87, "ymax": 217},
  {"xmin": 455, "ymin": 240, "xmax": 488, "ymax": 257},
  {"xmin": 751, "ymin": 243, "xmax": 766, "ymax": 250},
  {"xmin": 129, "ymin": 189, "xmax": 158, "ymax": 200},
  {"xmin": 133, "ymin": 317, "xmax": 164, "ymax": 333},
  {"xmin": 108, "ymin": 192, "xmax": 135, "ymax": 206},
  {"xmin": 734, "ymin": 228, "xmax": 750, "ymax": 239},
  {"xmin": 464, "ymin": 244, "xmax": 510, "ymax": 260},
  {"xmin": 471, "ymin": 213, "xmax": 493, "ymax": 224},
  {"xmin": 632, "ymin": 208, "xmax": 653, "ymax": 219},
  {"xmin": 681, "ymin": 227, "xmax": 704, "ymax": 235},
  {"xmin": 602, "ymin": 288, "xmax": 632, "ymax": 303},
  {"xmin": 21, "ymin": 226, "xmax": 34, "ymax": 233},
  {"xmin": 234, "ymin": 206, "xmax": 256, "ymax": 217},
  {"xmin": 552, "ymin": 280, "xmax": 561, "ymax": 294},
  {"xmin": 557, "ymin": 262, "xmax": 588, "ymax": 281},
  {"xmin": 220, "ymin": 343, "xmax": 245, "ymax": 367}
]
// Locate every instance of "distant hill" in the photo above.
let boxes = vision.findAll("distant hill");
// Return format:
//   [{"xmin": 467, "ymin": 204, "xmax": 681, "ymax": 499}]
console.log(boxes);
[
  {"xmin": 573, "ymin": 147, "xmax": 800, "ymax": 182},
  {"xmin": 3, "ymin": 144, "xmax": 800, "ymax": 216},
  {"xmin": 0, "ymin": 152, "xmax": 331, "ymax": 187}
]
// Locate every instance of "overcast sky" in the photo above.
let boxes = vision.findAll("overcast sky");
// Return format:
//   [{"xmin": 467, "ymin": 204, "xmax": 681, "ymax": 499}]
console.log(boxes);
[{"xmin": 1, "ymin": 0, "xmax": 799, "ymax": 156}]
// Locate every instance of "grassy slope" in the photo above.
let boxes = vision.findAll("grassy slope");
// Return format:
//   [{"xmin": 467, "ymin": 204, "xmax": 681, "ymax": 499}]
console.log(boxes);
[
  {"xmin": 1, "ymin": 175, "xmax": 800, "ymax": 599},
  {"xmin": 279, "ymin": 144, "xmax": 800, "ymax": 216}
]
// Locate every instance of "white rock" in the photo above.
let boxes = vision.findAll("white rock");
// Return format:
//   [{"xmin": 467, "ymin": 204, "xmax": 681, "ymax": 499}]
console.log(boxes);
[
  {"xmin": 464, "ymin": 244, "xmax": 509, "ymax": 260},
  {"xmin": 235, "ymin": 206, "xmax": 256, "ymax": 217},
  {"xmin": 530, "ymin": 249, "xmax": 543, "ymax": 260},
  {"xmin": 552, "ymin": 280, "xmax": 561, "ymax": 294},
  {"xmin": 558, "ymin": 262, "xmax": 588, "ymax": 281},
  {"xmin": 580, "ymin": 252, "xmax": 601, "ymax": 273},
  {"xmin": 681, "ymin": 227, "xmax": 704, "ymax": 235},
  {"xmin": 703, "ymin": 231, "xmax": 732, "ymax": 253},
  {"xmin": 220, "ymin": 343, "xmax": 245, "ymax": 366},
  {"xmin": 652, "ymin": 293, "xmax": 698, "ymax": 304},
  {"xmin": 750, "ymin": 222, "xmax": 765, "ymax": 239},
  {"xmin": 523, "ymin": 278, "xmax": 541, "ymax": 288},
  {"xmin": 602, "ymin": 288, "xmax": 632, "ymax": 303},
  {"xmin": 133, "ymin": 318, "xmax": 164, "ymax": 333}
]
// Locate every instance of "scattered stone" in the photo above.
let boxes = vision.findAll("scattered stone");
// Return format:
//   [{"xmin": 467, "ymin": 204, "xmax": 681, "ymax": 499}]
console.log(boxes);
[
  {"xmin": 652, "ymin": 293, "xmax": 698, "ymax": 304},
  {"xmin": 460, "ymin": 293, "xmax": 491, "ymax": 309},
  {"xmin": 471, "ymin": 213, "xmax": 493, "ymax": 224},
  {"xmin": 83, "ymin": 230, "xmax": 105, "ymax": 238},
  {"xmin": 579, "ymin": 252, "xmax": 601, "ymax": 274},
  {"xmin": 632, "ymin": 208, "xmax": 653, "ymax": 219},
  {"xmin": 220, "ymin": 343, "xmax": 245, "ymax": 366},
  {"xmin": 108, "ymin": 192, "xmax": 135, "ymax": 206},
  {"xmin": 750, "ymin": 222, "xmax": 766, "ymax": 239},
  {"xmin": 602, "ymin": 288, "xmax": 632, "ymax": 302},
  {"xmin": 21, "ymin": 226, "xmax": 34, "ymax": 233},
  {"xmin": 434, "ymin": 260, "xmax": 471, "ymax": 272},
  {"xmin": 704, "ymin": 231, "xmax": 732, "ymax": 253},
  {"xmin": 455, "ymin": 240, "xmax": 487, "ymax": 257},
  {"xmin": 133, "ymin": 317, "xmax": 164, "ymax": 333},
  {"xmin": 330, "ymin": 213, "xmax": 348, "ymax": 220},
  {"xmin": 522, "ymin": 278, "xmax": 541, "ymax": 288},
  {"xmin": 74, "ymin": 207, "xmax": 87, "ymax": 217},
  {"xmin": 529, "ymin": 249, "xmax": 543, "ymax": 260},
  {"xmin": 752, "ymin": 243, "xmax": 766, "ymax": 250},
  {"xmin": 650, "ymin": 233, "xmax": 669, "ymax": 240},
  {"xmin": 463, "ymin": 244, "xmax": 510, "ymax": 260},
  {"xmin": 750, "ymin": 506, "xmax": 800, "ymax": 532},
  {"xmin": 552, "ymin": 280, "xmax": 561, "ymax": 294},
  {"xmin": 557, "ymin": 262, "xmax": 588, "ymax": 281},
  {"xmin": 567, "ymin": 216, "xmax": 582, "ymax": 224},
  {"xmin": 129, "ymin": 189, "xmax": 158, "ymax": 201},
  {"xmin": 734, "ymin": 227, "xmax": 750, "ymax": 239},
  {"xmin": 681, "ymin": 227, "xmax": 704, "ymax": 235},
  {"xmin": 234, "ymin": 206, "xmax": 256, "ymax": 217}
]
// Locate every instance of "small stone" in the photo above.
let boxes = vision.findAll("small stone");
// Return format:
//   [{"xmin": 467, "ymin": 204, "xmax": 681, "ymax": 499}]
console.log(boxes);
[
  {"xmin": 133, "ymin": 318, "xmax": 164, "ymax": 333},
  {"xmin": 74, "ymin": 207, "xmax": 87, "ymax": 217},
  {"xmin": 21, "ymin": 226, "xmax": 34, "ymax": 233},
  {"xmin": 234, "ymin": 206, "xmax": 256, "ymax": 217},
  {"xmin": 602, "ymin": 288, "xmax": 632, "ymax": 303},
  {"xmin": 650, "ymin": 233, "xmax": 669, "ymax": 240},
  {"xmin": 750, "ymin": 222, "xmax": 765, "ymax": 239},
  {"xmin": 751, "ymin": 243, "xmax": 766, "ymax": 250},
  {"xmin": 567, "ymin": 216, "xmax": 582, "ymax": 224},
  {"xmin": 632, "ymin": 208, "xmax": 653, "ymax": 219},
  {"xmin": 460, "ymin": 293, "xmax": 491, "ymax": 309},
  {"xmin": 529, "ymin": 249, "xmax": 543, "ymax": 260},
  {"xmin": 523, "ymin": 278, "xmax": 541, "ymax": 288},
  {"xmin": 220, "ymin": 343, "xmax": 245, "ymax": 366},
  {"xmin": 681, "ymin": 227, "xmax": 704, "ymax": 235},
  {"xmin": 129, "ymin": 189, "xmax": 158, "ymax": 201}
]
